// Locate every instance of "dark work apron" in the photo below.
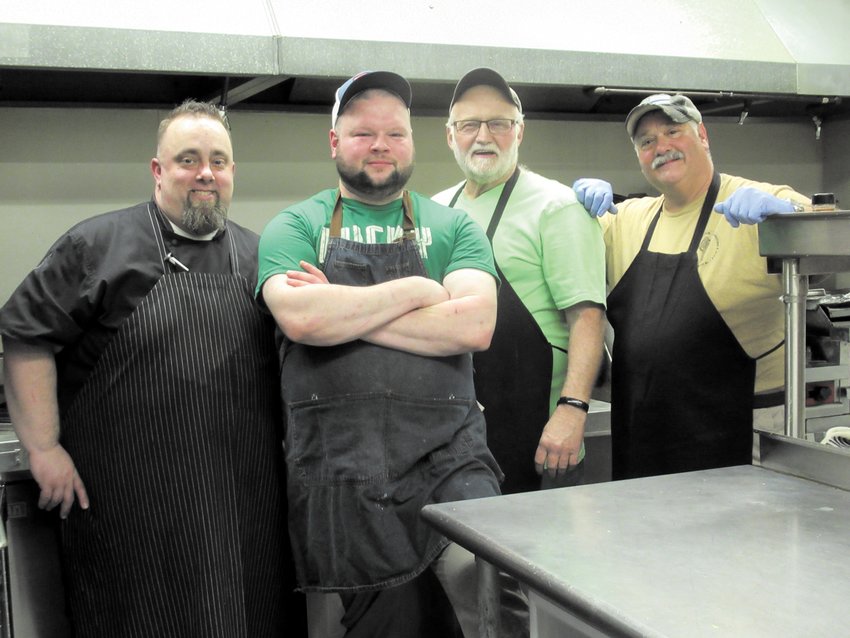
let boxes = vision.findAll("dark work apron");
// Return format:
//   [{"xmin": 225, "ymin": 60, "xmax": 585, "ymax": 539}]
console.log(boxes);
[
  {"xmin": 449, "ymin": 169, "xmax": 555, "ymax": 494},
  {"xmin": 281, "ymin": 192, "xmax": 501, "ymax": 593},
  {"xmin": 59, "ymin": 206, "xmax": 289, "ymax": 637},
  {"xmin": 606, "ymin": 173, "xmax": 756, "ymax": 480}
]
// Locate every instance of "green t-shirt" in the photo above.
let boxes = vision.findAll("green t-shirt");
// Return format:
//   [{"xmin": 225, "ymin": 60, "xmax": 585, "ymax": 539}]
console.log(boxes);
[{"xmin": 257, "ymin": 189, "xmax": 497, "ymax": 297}]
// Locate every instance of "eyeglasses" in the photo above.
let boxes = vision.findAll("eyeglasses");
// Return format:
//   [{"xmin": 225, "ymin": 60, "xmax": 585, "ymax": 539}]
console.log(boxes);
[{"xmin": 451, "ymin": 119, "xmax": 518, "ymax": 136}]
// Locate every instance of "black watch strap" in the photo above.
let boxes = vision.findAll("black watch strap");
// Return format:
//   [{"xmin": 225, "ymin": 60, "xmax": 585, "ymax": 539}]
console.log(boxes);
[{"xmin": 557, "ymin": 396, "xmax": 590, "ymax": 412}]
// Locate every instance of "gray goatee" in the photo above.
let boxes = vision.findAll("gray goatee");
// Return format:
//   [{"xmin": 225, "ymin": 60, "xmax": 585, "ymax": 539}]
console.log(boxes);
[{"xmin": 182, "ymin": 196, "xmax": 227, "ymax": 235}]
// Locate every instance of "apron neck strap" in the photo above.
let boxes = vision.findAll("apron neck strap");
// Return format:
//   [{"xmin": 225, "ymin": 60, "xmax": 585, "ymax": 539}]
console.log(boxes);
[
  {"xmin": 146, "ymin": 201, "xmax": 239, "ymax": 275},
  {"xmin": 147, "ymin": 202, "xmax": 171, "ymax": 271},
  {"xmin": 330, "ymin": 190, "xmax": 416, "ymax": 241},
  {"xmin": 641, "ymin": 171, "xmax": 721, "ymax": 254},
  {"xmin": 447, "ymin": 167, "xmax": 521, "ymax": 242}
]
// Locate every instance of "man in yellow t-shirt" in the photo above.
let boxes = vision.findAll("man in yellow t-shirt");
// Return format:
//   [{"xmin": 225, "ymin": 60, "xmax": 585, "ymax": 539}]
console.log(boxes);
[{"xmin": 573, "ymin": 93, "xmax": 810, "ymax": 480}]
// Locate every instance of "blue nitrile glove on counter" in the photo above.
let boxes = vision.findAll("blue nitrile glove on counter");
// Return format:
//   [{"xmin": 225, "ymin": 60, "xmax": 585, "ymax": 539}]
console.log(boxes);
[
  {"xmin": 573, "ymin": 178, "xmax": 618, "ymax": 217},
  {"xmin": 713, "ymin": 187, "xmax": 796, "ymax": 228}
]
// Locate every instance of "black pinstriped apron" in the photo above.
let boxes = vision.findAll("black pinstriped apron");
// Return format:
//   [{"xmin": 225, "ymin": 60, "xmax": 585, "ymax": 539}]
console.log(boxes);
[{"xmin": 59, "ymin": 208, "xmax": 288, "ymax": 637}]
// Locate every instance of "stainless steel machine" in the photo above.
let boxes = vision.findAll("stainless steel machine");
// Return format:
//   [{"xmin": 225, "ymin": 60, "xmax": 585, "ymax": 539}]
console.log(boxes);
[{"xmin": 760, "ymin": 210, "xmax": 850, "ymax": 442}]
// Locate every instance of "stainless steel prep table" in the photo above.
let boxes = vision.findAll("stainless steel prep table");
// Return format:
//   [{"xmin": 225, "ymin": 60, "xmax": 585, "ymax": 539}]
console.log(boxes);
[{"xmin": 422, "ymin": 464, "xmax": 850, "ymax": 637}]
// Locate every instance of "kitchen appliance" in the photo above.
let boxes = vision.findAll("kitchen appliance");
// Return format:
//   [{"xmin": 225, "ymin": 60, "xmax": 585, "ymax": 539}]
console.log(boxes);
[{"xmin": 805, "ymin": 289, "xmax": 850, "ymax": 438}]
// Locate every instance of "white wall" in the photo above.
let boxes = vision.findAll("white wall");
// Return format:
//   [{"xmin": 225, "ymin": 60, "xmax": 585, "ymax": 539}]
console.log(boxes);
[{"xmin": 0, "ymin": 106, "xmax": 835, "ymax": 321}]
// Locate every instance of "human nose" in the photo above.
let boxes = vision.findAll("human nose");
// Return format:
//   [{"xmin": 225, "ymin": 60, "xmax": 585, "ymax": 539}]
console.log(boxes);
[
  {"xmin": 474, "ymin": 122, "xmax": 495, "ymax": 142},
  {"xmin": 654, "ymin": 133, "xmax": 673, "ymax": 154},
  {"xmin": 196, "ymin": 162, "xmax": 215, "ymax": 181},
  {"xmin": 370, "ymin": 133, "xmax": 391, "ymax": 151}
]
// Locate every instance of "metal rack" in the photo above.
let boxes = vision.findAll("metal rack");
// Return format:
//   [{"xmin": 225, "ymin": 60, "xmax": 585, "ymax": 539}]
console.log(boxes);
[{"xmin": 758, "ymin": 211, "xmax": 850, "ymax": 438}]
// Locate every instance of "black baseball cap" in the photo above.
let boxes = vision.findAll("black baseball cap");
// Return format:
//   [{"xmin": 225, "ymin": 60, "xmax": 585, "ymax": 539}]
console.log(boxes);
[{"xmin": 449, "ymin": 68, "xmax": 523, "ymax": 113}]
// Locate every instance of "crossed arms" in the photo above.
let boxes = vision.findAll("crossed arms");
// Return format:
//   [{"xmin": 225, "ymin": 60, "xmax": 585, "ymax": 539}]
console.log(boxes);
[{"xmin": 261, "ymin": 262, "xmax": 497, "ymax": 357}]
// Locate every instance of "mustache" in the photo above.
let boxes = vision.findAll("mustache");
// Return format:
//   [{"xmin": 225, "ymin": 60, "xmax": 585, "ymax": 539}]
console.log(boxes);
[{"xmin": 651, "ymin": 150, "xmax": 685, "ymax": 170}]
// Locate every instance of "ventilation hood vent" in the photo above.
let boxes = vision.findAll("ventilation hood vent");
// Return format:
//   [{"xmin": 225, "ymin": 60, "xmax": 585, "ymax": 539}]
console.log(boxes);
[{"xmin": 1, "ymin": 0, "xmax": 848, "ymax": 121}]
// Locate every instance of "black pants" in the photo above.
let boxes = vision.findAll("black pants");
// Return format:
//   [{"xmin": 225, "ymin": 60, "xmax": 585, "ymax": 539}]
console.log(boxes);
[{"xmin": 339, "ymin": 569, "xmax": 462, "ymax": 638}]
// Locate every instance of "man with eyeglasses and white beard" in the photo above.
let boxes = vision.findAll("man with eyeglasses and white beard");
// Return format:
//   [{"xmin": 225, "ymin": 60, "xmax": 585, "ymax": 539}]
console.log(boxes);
[{"xmin": 434, "ymin": 68, "xmax": 607, "ymax": 495}]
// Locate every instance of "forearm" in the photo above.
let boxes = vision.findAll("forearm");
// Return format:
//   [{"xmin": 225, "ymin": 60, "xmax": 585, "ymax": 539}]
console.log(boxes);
[
  {"xmin": 364, "ymin": 268, "xmax": 497, "ymax": 356},
  {"xmin": 3, "ymin": 337, "xmax": 89, "ymax": 516},
  {"xmin": 263, "ymin": 274, "xmax": 448, "ymax": 346},
  {"xmin": 364, "ymin": 293, "xmax": 496, "ymax": 356},
  {"xmin": 2, "ymin": 338, "xmax": 62, "ymax": 453},
  {"xmin": 559, "ymin": 303, "xmax": 605, "ymax": 403},
  {"xmin": 536, "ymin": 303, "xmax": 605, "ymax": 474}
]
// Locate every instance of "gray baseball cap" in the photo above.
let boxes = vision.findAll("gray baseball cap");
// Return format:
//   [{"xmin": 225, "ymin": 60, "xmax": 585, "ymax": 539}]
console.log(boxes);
[{"xmin": 625, "ymin": 94, "xmax": 702, "ymax": 139}]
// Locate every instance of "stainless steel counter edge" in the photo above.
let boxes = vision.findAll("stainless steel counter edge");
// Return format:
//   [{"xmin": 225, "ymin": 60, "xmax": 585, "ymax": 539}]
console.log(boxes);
[
  {"xmin": 754, "ymin": 429, "xmax": 850, "ymax": 490},
  {"xmin": 421, "ymin": 501, "xmax": 652, "ymax": 638}
]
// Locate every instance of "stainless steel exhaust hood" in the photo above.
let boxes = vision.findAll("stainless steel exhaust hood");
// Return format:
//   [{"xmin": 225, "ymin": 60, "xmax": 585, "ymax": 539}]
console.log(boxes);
[{"xmin": 1, "ymin": 0, "xmax": 848, "ymax": 120}]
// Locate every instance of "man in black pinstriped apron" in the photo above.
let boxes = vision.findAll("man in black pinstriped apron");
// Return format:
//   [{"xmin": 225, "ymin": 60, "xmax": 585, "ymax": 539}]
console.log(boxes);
[{"xmin": 0, "ymin": 101, "xmax": 306, "ymax": 636}]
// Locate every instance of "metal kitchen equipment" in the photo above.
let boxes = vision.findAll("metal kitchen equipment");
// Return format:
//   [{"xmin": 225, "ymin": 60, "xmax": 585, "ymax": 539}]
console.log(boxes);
[{"xmin": 758, "ymin": 210, "xmax": 850, "ymax": 439}]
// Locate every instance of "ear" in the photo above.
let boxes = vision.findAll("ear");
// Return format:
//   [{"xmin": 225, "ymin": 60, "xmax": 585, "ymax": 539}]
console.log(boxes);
[
  {"xmin": 515, "ymin": 121, "xmax": 525, "ymax": 146},
  {"xmin": 697, "ymin": 122, "xmax": 710, "ymax": 150},
  {"xmin": 446, "ymin": 126, "xmax": 455, "ymax": 150},
  {"xmin": 150, "ymin": 158, "xmax": 162, "ymax": 186},
  {"xmin": 329, "ymin": 128, "xmax": 339, "ymax": 159}
]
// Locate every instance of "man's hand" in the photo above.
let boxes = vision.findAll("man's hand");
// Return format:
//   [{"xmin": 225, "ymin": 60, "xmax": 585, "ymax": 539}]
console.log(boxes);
[
  {"xmin": 714, "ymin": 187, "xmax": 796, "ymax": 228},
  {"xmin": 29, "ymin": 443, "xmax": 89, "ymax": 518},
  {"xmin": 573, "ymin": 178, "xmax": 618, "ymax": 217},
  {"xmin": 285, "ymin": 260, "xmax": 330, "ymax": 287},
  {"xmin": 534, "ymin": 408, "xmax": 584, "ymax": 478}
]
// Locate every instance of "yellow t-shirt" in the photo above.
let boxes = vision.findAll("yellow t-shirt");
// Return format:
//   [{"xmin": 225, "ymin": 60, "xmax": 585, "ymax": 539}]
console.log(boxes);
[{"xmin": 601, "ymin": 173, "xmax": 809, "ymax": 394}]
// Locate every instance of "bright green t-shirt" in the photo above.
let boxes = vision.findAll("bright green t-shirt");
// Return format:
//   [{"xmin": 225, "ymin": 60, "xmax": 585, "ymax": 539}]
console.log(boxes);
[
  {"xmin": 434, "ymin": 168, "xmax": 607, "ymax": 412},
  {"xmin": 256, "ymin": 189, "xmax": 497, "ymax": 297}
]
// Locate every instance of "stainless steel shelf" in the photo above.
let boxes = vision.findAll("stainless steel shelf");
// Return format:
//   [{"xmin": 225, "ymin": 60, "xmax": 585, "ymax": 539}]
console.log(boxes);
[{"xmin": 760, "ymin": 211, "xmax": 850, "ymax": 259}]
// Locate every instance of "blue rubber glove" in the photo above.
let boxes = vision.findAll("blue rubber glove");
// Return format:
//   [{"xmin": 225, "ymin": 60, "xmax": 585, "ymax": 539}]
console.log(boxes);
[
  {"xmin": 713, "ymin": 187, "xmax": 796, "ymax": 228},
  {"xmin": 572, "ymin": 178, "xmax": 618, "ymax": 217}
]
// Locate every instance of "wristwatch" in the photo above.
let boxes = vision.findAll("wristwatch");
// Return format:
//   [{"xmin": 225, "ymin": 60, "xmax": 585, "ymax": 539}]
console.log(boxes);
[{"xmin": 556, "ymin": 396, "xmax": 590, "ymax": 413}]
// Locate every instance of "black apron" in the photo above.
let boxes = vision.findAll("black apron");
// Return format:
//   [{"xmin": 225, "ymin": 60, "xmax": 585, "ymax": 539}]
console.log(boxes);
[
  {"xmin": 606, "ymin": 173, "xmax": 755, "ymax": 480},
  {"xmin": 281, "ymin": 192, "xmax": 501, "ymax": 592},
  {"xmin": 60, "ymin": 206, "xmax": 289, "ymax": 637},
  {"xmin": 449, "ymin": 170, "xmax": 555, "ymax": 494}
]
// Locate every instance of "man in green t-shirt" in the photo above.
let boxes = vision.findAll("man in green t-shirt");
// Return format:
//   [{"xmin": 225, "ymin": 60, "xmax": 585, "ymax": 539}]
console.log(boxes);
[
  {"xmin": 257, "ymin": 71, "xmax": 527, "ymax": 638},
  {"xmin": 434, "ymin": 68, "xmax": 607, "ymax": 494}
]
